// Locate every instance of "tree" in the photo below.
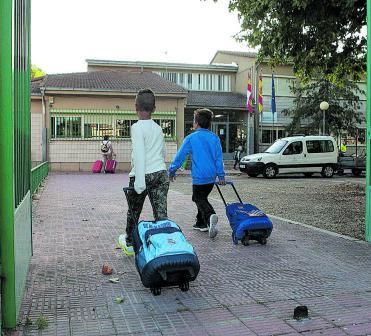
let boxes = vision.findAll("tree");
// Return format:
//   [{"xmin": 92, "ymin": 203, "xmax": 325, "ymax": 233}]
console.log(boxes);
[
  {"xmin": 31, "ymin": 65, "xmax": 45, "ymax": 79},
  {"xmin": 283, "ymin": 76, "xmax": 364, "ymax": 136},
  {"xmin": 228, "ymin": 0, "xmax": 366, "ymax": 81}
]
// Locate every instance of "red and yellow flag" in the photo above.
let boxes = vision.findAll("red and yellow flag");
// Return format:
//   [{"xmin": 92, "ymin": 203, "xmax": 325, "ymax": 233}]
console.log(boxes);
[{"xmin": 246, "ymin": 69, "xmax": 253, "ymax": 113}]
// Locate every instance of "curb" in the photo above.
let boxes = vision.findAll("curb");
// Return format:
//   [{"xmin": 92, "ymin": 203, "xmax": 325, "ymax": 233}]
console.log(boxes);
[{"xmin": 268, "ymin": 214, "xmax": 366, "ymax": 243}]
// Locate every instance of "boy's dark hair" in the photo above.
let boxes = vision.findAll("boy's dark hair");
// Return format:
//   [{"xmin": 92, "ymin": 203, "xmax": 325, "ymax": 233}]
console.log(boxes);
[
  {"xmin": 103, "ymin": 135, "xmax": 109, "ymax": 141},
  {"xmin": 136, "ymin": 89, "xmax": 156, "ymax": 113},
  {"xmin": 194, "ymin": 108, "xmax": 213, "ymax": 129}
]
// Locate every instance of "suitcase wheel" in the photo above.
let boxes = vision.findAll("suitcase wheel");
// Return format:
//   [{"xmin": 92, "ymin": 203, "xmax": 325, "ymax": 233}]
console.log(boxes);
[
  {"xmin": 259, "ymin": 237, "xmax": 267, "ymax": 245},
  {"xmin": 179, "ymin": 282, "xmax": 189, "ymax": 292},
  {"xmin": 232, "ymin": 233, "xmax": 238, "ymax": 245},
  {"xmin": 150, "ymin": 287, "xmax": 161, "ymax": 296},
  {"xmin": 241, "ymin": 236, "xmax": 249, "ymax": 246}
]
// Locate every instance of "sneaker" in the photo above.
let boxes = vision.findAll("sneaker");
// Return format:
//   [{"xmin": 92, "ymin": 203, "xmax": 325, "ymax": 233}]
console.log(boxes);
[
  {"xmin": 193, "ymin": 223, "xmax": 209, "ymax": 232},
  {"xmin": 208, "ymin": 214, "xmax": 218, "ymax": 238},
  {"xmin": 118, "ymin": 234, "xmax": 134, "ymax": 256}
]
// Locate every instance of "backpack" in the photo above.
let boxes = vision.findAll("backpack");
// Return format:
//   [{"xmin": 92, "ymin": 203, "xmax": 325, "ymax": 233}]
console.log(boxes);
[{"xmin": 101, "ymin": 140, "xmax": 110, "ymax": 153}]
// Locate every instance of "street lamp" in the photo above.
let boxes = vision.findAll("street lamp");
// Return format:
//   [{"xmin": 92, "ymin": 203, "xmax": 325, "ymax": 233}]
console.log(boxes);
[{"xmin": 320, "ymin": 101, "xmax": 329, "ymax": 135}]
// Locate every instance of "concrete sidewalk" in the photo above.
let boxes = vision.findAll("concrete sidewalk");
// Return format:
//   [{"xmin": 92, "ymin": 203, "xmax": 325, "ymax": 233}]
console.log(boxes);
[{"xmin": 16, "ymin": 173, "xmax": 371, "ymax": 335}]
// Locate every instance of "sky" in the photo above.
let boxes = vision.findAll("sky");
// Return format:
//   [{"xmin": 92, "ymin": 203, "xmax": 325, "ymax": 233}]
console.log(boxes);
[{"xmin": 31, "ymin": 0, "xmax": 253, "ymax": 74}]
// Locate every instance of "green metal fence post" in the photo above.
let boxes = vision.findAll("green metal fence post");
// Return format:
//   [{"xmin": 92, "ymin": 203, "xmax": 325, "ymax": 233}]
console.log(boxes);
[
  {"xmin": 0, "ymin": 0, "xmax": 17, "ymax": 328},
  {"xmin": 367, "ymin": 0, "xmax": 371, "ymax": 242}
]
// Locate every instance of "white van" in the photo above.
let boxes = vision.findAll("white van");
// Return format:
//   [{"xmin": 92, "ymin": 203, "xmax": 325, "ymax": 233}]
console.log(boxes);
[{"xmin": 239, "ymin": 135, "xmax": 338, "ymax": 178}]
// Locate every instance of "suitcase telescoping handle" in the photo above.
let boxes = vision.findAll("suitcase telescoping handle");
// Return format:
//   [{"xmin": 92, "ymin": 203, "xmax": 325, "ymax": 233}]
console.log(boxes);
[
  {"xmin": 123, "ymin": 186, "xmax": 135, "ymax": 195},
  {"xmin": 214, "ymin": 181, "xmax": 243, "ymax": 207},
  {"xmin": 123, "ymin": 187, "xmax": 135, "ymax": 212}
]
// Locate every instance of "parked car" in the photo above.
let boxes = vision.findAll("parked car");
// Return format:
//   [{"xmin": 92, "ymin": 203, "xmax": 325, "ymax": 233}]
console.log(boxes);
[
  {"xmin": 337, "ymin": 151, "xmax": 366, "ymax": 176},
  {"xmin": 239, "ymin": 135, "xmax": 338, "ymax": 178}
]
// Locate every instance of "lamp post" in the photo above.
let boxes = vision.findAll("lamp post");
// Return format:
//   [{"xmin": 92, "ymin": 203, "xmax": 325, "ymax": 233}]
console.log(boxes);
[{"xmin": 320, "ymin": 101, "xmax": 329, "ymax": 135}]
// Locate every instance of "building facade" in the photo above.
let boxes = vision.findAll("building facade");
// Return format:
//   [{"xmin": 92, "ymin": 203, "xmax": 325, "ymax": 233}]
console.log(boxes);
[
  {"xmin": 31, "ymin": 50, "xmax": 367, "ymax": 170},
  {"xmin": 31, "ymin": 71, "xmax": 187, "ymax": 171}
]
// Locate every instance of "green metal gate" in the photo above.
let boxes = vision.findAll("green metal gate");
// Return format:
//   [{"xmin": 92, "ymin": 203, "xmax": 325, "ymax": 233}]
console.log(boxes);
[{"xmin": 0, "ymin": 0, "xmax": 32, "ymax": 329}]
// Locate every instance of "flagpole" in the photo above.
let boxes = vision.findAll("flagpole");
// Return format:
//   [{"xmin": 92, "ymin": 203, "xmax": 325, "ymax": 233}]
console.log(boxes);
[
  {"xmin": 260, "ymin": 112, "xmax": 263, "ymax": 151},
  {"xmin": 258, "ymin": 68, "xmax": 263, "ymax": 152},
  {"xmin": 246, "ymin": 113, "xmax": 250, "ymax": 154},
  {"xmin": 246, "ymin": 67, "xmax": 254, "ymax": 154},
  {"xmin": 271, "ymin": 72, "xmax": 277, "ymax": 143}
]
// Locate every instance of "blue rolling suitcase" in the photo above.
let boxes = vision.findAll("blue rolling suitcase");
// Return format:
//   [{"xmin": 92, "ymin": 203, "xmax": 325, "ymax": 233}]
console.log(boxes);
[
  {"xmin": 123, "ymin": 188, "xmax": 200, "ymax": 296},
  {"xmin": 215, "ymin": 182, "xmax": 273, "ymax": 246}
]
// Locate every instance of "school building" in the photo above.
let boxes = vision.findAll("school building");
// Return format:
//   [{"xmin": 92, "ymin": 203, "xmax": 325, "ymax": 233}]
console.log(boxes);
[{"xmin": 31, "ymin": 50, "xmax": 367, "ymax": 171}]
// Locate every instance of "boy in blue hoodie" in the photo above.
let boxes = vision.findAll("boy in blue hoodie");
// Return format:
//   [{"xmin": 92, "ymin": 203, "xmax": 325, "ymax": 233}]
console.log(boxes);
[{"xmin": 169, "ymin": 108, "xmax": 225, "ymax": 238}]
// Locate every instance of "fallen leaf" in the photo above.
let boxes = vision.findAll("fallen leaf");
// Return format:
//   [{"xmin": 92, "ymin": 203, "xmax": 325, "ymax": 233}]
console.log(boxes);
[
  {"xmin": 114, "ymin": 297, "xmax": 124, "ymax": 304},
  {"xmin": 102, "ymin": 264, "xmax": 113, "ymax": 275}
]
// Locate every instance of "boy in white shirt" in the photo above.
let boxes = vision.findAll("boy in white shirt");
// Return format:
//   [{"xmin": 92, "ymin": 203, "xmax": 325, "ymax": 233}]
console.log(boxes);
[{"xmin": 119, "ymin": 89, "xmax": 169, "ymax": 255}]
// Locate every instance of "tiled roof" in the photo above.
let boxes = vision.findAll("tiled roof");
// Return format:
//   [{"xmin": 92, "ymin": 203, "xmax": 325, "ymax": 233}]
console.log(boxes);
[
  {"xmin": 187, "ymin": 91, "xmax": 247, "ymax": 109},
  {"xmin": 210, "ymin": 50, "xmax": 258, "ymax": 64},
  {"xmin": 33, "ymin": 71, "xmax": 187, "ymax": 95},
  {"xmin": 31, "ymin": 77, "xmax": 44, "ymax": 95}
]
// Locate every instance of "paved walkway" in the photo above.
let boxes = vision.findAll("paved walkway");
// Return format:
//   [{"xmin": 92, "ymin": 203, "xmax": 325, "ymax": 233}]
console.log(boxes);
[{"xmin": 17, "ymin": 173, "xmax": 371, "ymax": 335}]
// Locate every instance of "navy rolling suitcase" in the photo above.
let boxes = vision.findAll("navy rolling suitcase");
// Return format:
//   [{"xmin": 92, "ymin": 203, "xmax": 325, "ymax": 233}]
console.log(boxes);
[
  {"xmin": 123, "ymin": 187, "xmax": 200, "ymax": 296},
  {"xmin": 215, "ymin": 182, "xmax": 273, "ymax": 246}
]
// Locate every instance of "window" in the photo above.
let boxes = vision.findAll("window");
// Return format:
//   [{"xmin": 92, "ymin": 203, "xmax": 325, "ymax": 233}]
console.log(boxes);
[
  {"xmin": 116, "ymin": 120, "xmax": 136, "ymax": 138},
  {"xmin": 153, "ymin": 119, "xmax": 176, "ymax": 138},
  {"xmin": 187, "ymin": 73, "xmax": 192, "ymax": 88},
  {"xmin": 185, "ymin": 122, "xmax": 194, "ymax": 136},
  {"xmin": 261, "ymin": 129, "xmax": 285, "ymax": 143},
  {"xmin": 265, "ymin": 140, "xmax": 288, "ymax": 154},
  {"xmin": 283, "ymin": 141, "xmax": 303, "ymax": 155},
  {"xmin": 179, "ymin": 73, "xmax": 184, "ymax": 85},
  {"xmin": 166, "ymin": 72, "xmax": 177, "ymax": 83},
  {"xmin": 306, "ymin": 140, "xmax": 334, "ymax": 153},
  {"xmin": 218, "ymin": 75, "xmax": 223, "ymax": 91},
  {"xmin": 51, "ymin": 116, "xmax": 81, "ymax": 139},
  {"xmin": 84, "ymin": 122, "xmax": 113, "ymax": 138}
]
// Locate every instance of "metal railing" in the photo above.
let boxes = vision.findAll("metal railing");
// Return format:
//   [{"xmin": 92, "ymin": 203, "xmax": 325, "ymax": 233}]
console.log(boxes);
[
  {"xmin": 49, "ymin": 109, "xmax": 177, "ymax": 141},
  {"xmin": 31, "ymin": 161, "xmax": 48, "ymax": 194}
]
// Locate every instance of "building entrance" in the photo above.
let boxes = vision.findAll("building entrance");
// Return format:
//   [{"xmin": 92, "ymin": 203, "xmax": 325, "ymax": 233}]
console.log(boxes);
[
  {"xmin": 212, "ymin": 122, "xmax": 228, "ymax": 153},
  {"xmin": 184, "ymin": 109, "xmax": 247, "ymax": 159}
]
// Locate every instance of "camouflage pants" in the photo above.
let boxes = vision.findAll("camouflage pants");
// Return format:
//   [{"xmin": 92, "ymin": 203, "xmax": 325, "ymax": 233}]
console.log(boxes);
[{"xmin": 126, "ymin": 170, "xmax": 169, "ymax": 240}]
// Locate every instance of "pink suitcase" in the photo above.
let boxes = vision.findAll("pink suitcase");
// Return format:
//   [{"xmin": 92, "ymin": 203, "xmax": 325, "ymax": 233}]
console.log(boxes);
[
  {"xmin": 105, "ymin": 159, "xmax": 117, "ymax": 173},
  {"xmin": 92, "ymin": 160, "xmax": 103, "ymax": 173}
]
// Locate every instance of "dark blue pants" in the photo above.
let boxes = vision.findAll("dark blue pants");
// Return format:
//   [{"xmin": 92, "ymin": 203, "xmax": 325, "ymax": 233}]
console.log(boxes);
[{"xmin": 192, "ymin": 183, "xmax": 215, "ymax": 226}]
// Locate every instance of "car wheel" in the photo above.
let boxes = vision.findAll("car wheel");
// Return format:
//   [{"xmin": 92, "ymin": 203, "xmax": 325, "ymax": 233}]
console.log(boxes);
[
  {"xmin": 321, "ymin": 165, "xmax": 334, "ymax": 178},
  {"xmin": 263, "ymin": 164, "xmax": 277, "ymax": 178},
  {"xmin": 303, "ymin": 173, "xmax": 313, "ymax": 178},
  {"xmin": 247, "ymin": 173, "xmax": 259, "ymax": 178},
  {"xmin": 352, "ymin": 168, "xmax": 362, "ymax": 177}
]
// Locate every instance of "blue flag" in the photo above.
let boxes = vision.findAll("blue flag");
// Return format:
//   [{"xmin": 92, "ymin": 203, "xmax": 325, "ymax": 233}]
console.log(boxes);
[{"xmin": 271, "ymin": 73, "xmax": 276, "ymax": 114}]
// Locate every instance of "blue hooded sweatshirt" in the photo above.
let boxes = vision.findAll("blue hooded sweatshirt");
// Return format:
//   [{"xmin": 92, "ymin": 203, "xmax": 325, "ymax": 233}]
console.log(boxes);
[{"xmin": 168, "ymin": 128, "xmax": 225, "ymax": 185}]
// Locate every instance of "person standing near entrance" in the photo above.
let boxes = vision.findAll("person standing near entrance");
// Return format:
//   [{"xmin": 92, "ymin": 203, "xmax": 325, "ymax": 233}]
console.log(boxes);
[
  {"xmin": 101, "ymin": 135, "xmax": 114, "ymax": 172},
  {"xmin": 340, "ymin": 142, "xmax": 347, "ymax": 156},
  {"xmin": 233, "ymin": 145, "xmax": 243, "ymax": 170},
  {"xmin": 168, "ymin": 108, "xmax": 226, "ymax": 238}
]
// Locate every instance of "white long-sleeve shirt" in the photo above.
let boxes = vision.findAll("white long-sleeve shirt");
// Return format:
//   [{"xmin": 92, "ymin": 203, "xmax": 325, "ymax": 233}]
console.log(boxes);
[{"xmin": 129, "ymin": 120, "xmax": 166, "ymax": 194}]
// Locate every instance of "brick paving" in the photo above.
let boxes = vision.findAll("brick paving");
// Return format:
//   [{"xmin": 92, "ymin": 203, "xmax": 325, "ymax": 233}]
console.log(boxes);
[{"xmin": 15, "ymin": 172, "xmax": 371, "ymax": 335}]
